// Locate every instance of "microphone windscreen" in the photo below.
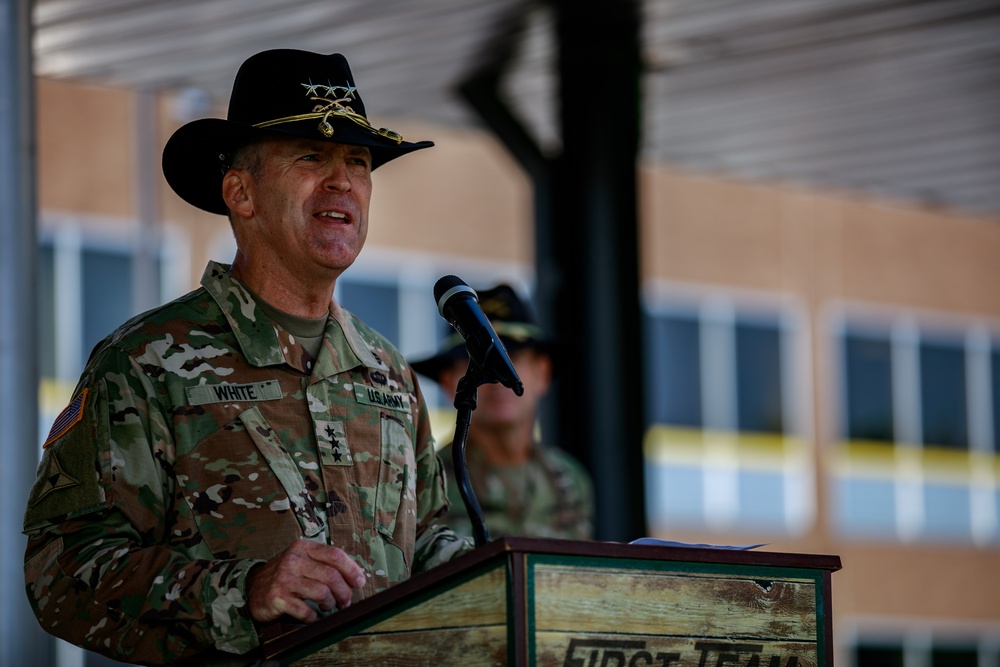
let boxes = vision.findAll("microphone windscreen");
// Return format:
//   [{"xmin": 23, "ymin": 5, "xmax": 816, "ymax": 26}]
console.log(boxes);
[
  {"xmin": 433, "ymin": 275, "xmax": 465, "ymax": 302},
  {"xmin": 434, "ymin": 275, "xmax": 477, "ymax": 317}
]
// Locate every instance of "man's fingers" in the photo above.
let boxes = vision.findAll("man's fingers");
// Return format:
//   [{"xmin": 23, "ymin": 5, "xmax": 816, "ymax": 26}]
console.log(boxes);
[
  {"xmin": 301, "ymin": 541, "xmax": 367, "ymax": 588},
  {"xmin": 295, "ymin": 561, "xmax": 355, "ymax": 610},
  {"xmin": 284, "ymin": 577, "xmax": 337, "ymax": 615},
  {"xmin": 247, "ymin": 541, "xmax": 367, "ymax": 624},
  {"xmin": 282, "ymin": 541, "xmax": 365, "ymax": 601},
  {"xmin": 265, "ymin": 592, "xmax": 319, "ymax": 624}
]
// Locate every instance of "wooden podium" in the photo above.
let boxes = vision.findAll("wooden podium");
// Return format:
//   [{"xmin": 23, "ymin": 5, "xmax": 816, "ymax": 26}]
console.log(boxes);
[{"xmin": 262, "ymin": 537, "xmax": 841, "ymax": 666}]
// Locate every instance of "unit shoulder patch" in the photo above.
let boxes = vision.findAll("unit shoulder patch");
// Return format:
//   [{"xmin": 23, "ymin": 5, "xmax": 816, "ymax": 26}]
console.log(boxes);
[{"xmin": 29, "ymin": 451, "xmax": 81, "ymax": 507}]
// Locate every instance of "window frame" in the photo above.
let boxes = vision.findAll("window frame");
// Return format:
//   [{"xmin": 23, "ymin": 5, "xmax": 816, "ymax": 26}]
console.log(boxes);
[
  {"xmin": 827, "ymin": 302, "xmax": 1000, "ymax": 545},
  {"xmin": 642, "ymin": 282, "xmax": 814, "ymax": 536}
]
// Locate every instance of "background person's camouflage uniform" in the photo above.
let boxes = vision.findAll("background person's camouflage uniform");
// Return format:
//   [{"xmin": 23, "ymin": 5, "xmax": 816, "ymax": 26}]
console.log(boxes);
[
  {"xmin": 411, "ymin": 282, "xmax": 595, "ymax": 544},
  {"xmin": 439, "ymin": 440, "xmax": 594, "ymax": 541},
  {"xmin": 23, "ymin": 262, "xmax": 470, "ymax": 665}
]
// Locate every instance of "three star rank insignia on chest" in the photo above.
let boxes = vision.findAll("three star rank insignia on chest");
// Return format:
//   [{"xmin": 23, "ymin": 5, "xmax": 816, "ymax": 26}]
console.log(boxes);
[{"xmin": 316, "ymin": 419, "xmax": 353, "ymax": 466}]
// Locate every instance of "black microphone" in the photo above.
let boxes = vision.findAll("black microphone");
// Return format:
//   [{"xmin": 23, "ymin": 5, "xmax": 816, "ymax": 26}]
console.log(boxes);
[{"xmin": 434, "ymin": 275, "xmax": 524, "ymax": 396}]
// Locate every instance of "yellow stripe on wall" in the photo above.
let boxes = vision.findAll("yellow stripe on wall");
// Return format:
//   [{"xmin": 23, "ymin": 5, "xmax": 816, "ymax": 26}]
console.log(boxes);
[
  {"xmin": 643, "ymin": 424, "xmax": 809, "ymax": 471},
  {"xmin": 833, "ymin": 440, "xmax": 999, "ymax": 484}
]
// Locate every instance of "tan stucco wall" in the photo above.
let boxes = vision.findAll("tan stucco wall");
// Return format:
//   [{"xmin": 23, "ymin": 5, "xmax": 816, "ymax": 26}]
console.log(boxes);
[
  {"xmin": 641, "ymin": 166, "xmax": 1000, "ymax": 316},
  {"xmin": 37, "ymin": 78, "xmax": 135, "ymax": 221}
]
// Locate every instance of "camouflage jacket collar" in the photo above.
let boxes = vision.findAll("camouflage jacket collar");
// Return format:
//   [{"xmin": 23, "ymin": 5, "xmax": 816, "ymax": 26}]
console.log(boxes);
[
  {"xmin": 200, "ymin": 261, "xmax": 384, "ymax": 378},
  {"xmin": 321, "ymin": 294, "xmax": 393, "ymax": 378}
]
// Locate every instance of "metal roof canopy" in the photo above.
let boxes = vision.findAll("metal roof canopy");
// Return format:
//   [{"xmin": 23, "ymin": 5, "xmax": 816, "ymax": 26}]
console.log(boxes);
[{"xmin": 33, "ymin": 0, "xmax": 1000, "ymax": 219}]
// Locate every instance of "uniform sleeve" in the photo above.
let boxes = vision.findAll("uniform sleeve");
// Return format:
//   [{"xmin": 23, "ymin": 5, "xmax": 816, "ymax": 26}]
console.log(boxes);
[
  {"xmin": 407, "ymin": 372, "xmax": 473, "ymax": 573},
  {"xmin": 22, "ymin": 346, "xmax": 264, "ymax": 665}
]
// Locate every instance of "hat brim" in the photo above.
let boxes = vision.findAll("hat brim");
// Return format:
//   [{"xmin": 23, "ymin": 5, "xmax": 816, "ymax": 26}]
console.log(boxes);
[
  {"xmin": 409, "ymin": 345, "xmax": 468, "ymax": 381},
  {"xmin": 162, "ymin": 117, "xmax": 433, "ymax": 216},
  {"xmin": 410, "ymin": 337, "xmax": 555, "ymax": 382}
]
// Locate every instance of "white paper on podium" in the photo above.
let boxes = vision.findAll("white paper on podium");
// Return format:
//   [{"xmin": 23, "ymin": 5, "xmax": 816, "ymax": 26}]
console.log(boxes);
[{"xmin": 628, "ymin": 537, "xmax": 767, "ymax": 551}]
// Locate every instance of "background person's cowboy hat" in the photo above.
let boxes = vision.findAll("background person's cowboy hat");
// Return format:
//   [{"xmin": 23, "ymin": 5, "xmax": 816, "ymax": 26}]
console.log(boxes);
[{"xmin": 411, "ymin": 284, "xmax": 556, "ymax": 382}]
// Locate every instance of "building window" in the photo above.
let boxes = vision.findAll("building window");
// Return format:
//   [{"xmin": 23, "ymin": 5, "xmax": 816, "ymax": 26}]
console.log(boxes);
[
  {"xmin": 736, "ymin": 320, "xmax": 784, "ymax": 433},
  {"xmin": 930, "ymin": 647, "xmax": 980, "ymax": 667},
  {"xmin": 920, "ymin": 338, "xmax": 968, "ymax": 449},
  {"xmin": 82, "ymin": 247, "xmax": 134, "ymax": 360},
  {"xmin": 840, "ymin": 323, "xmax": 989, "ymax": 454},
  {"xmin": 38, "ymin": 238, "xmax": 151, "ymax": 384},
  {"xmin": 647, "ymin": 314, "xmax": 701, "ymax": 428},
  {"xmin": 37, "ymin": 233, "xmax": 168, "ymax": 448},
  {"xmin": 645, "ymin": 307, "xmax": 792, "ymax": 436},
  {"xmin": 643, "ymin": 295, "xmax": 812, "ymax": 536},
  {"xmin": 843, "ymin": 332, "xmax": 894, "ymax": 443},
  {"xmin": 833, "ymin": 313, "xmax": 1000, "ymax": 545},
  {"xmin": 991, "ymin": 347, "xmax": 1000, "ymax": 452},
  {"xmin": 38, "ymin": 243, "xmax": 57, "ymax": 381},
  {"xmin": 338, "ymin": 279, "xmax": 401, "ymax": 348},
  {"xmin": 851, "ymin": 638, "xmax": 992, "ymax": 667},
  {"xmin": 855, "ymin": 644, "xmax": 904, "ymax": 667}
]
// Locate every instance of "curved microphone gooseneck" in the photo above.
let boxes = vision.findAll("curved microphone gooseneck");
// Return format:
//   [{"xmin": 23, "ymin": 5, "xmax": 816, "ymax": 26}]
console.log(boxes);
[{"xmin": 433, "ymin": 275, "xmax": 523, "ymax": 547}]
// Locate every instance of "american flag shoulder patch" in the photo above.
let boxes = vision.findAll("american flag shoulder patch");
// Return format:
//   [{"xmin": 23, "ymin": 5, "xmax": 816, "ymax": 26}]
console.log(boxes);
[{"xmin": 43, "ymin": 388, "xmax": 89, "ymax": 448}]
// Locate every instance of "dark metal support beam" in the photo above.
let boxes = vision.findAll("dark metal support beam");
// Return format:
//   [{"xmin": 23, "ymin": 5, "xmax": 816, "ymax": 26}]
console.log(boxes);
[
  {"xmin": 459, "ymin": 0, "xmax": 646, "ymax": 542},
  {"xmin": 550, "ymin": 0, "xmax": 646, "ymax": 542},
  {"xmin": 456, "ymin": 7, "xmax": 560, "ymax": 460}
]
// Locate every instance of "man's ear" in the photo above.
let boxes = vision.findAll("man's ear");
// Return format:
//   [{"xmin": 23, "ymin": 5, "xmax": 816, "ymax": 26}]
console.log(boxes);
[{"xmin": 222, "ymin": 170, "xmax": 254, "ymax": 218}]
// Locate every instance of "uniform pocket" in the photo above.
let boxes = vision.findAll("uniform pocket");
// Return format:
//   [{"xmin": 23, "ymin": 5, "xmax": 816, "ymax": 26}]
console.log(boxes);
[
  {"xmin": 241, "ymin": 406, "xmax": 328, "ymax": 540},
  {"xmin": 175, "ymin": 407, "xmax": 325, "ymax": 559},
  {"xmin": 373, "ymin": 412, "xmax": 417, "ymax": 554}
]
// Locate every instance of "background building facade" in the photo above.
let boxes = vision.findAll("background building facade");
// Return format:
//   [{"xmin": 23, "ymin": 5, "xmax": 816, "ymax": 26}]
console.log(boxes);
[{"xmin": 34, "ymin": 75, "xmax": 1000, "ymax": 667}]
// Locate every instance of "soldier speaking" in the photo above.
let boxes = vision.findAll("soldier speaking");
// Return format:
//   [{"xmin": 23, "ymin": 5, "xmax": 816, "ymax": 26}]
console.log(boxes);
[{"xmin": 23, "ymin": 49, "xmax": 471, "ymax": 665}]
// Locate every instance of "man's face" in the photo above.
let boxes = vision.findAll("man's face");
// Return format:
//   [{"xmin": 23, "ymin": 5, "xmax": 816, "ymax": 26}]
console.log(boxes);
[{"xmin": 233, "ymin": 136, "xmax": 373, "ymax": 281}]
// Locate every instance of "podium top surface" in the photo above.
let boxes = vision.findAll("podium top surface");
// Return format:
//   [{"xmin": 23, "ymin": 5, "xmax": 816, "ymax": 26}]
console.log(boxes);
[{"xmin": 484, "ymin": 537, "xmax": 842, "ymax": 571}]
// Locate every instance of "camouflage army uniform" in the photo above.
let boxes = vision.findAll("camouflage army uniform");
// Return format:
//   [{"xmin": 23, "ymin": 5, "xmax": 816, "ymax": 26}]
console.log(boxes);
[
  {"xmin": 23, "ymin": 261, "xmax": 470, "ymax": 666},
  {"xmin": 439, "ymin": 440, "xmax": 594, "ymax": 541}
]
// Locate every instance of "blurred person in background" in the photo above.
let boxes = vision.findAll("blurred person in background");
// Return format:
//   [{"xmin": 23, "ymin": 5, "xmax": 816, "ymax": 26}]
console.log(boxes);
[
  {"xmin": 22, "ymin": 49, "xmax": 470, "ymax": 665},
  {"xmin": 412, "ymin": 284, "xmax": 594, "ymax": 541}
]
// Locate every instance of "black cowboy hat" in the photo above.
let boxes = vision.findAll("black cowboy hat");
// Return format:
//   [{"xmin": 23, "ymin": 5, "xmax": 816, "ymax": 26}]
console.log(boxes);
[
  {"xmin": 162, "ymin": 49, "xmax": 433, "ymax": 215},
  {"xmin": 411, "ymin": 283, "xmax": 555, "ymax": 381}
]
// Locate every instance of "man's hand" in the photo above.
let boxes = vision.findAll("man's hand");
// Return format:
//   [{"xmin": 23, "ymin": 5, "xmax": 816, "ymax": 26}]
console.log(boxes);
[{"xmin": 246, "ymin": 539, "xmax": 367, "ymax": 624}]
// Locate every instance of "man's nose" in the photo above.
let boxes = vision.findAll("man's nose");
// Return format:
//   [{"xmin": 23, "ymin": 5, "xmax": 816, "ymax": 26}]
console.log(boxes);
[{"xmin": 323, "ymin": 158, "xmax": 352, "ymax": 191}]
